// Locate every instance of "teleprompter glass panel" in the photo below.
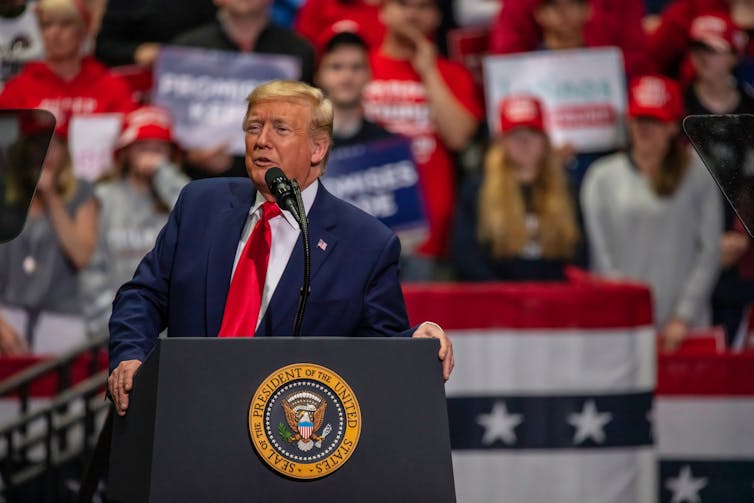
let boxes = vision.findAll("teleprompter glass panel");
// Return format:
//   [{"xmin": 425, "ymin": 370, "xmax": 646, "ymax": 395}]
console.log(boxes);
[
  {"xmin": 0, "ymin": 109, "xmax": 55, "ymax": 243},
  {"xmin": 684, "ymin": 114, "xmax": 754, "ymax": 237}
]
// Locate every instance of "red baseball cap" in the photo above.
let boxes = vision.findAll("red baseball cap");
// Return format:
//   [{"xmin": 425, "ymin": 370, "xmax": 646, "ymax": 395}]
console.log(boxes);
[
  {"xmin": 689, "ymin": 13, "xmax": 748, "ymax": 53},
  {"xmin": 116, "ymin": 106, "xmax": 175, "ymax": 150},
  {"xmin": 498, "ymin": 94, "xmax": 545, "ymax": 133},
  {"xmin": 315, "ymin": 20, "xmax": 368, "ymax": 57},
  {"xmin": 627, "ymin": 75, "xmax": 683, "ymax": 123}
]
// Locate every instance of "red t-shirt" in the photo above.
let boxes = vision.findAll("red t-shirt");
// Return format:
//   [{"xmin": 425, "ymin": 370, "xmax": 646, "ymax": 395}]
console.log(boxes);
[
  {"xmin": 363, "ymin": 51, "xmax": 483, "ymax": 258},
  {"xmin": 0, "ymin": 56, "xmax": 136, "ymax": 134}
]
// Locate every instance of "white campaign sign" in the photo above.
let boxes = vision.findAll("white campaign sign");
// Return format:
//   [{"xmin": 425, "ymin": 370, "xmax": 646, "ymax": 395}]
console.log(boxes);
[
  {"xmin": 69, "ymin": 113, "xmax": 123, "ymax": 181},
  {"xmin": 483, "ymin": 47, "xmax": 627, "ymax": 152}
]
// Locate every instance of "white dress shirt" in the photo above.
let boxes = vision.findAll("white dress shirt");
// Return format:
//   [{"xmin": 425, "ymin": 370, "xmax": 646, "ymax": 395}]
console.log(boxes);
[{"xmin": 231, "ymin": 180, "xmax": 319, "ymax": 330}]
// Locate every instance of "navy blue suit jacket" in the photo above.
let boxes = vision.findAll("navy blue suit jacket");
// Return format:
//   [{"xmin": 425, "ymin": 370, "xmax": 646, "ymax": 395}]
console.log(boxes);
[{"xmin": 108, "ymin": 178, "xmax": 410, "ymax": 371}]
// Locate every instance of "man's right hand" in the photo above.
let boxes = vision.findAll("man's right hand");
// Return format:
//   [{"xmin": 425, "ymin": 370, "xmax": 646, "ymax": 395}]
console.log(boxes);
[{"xmin": 108, "ymin": 359, "xmax": 143, "ymax": 416}]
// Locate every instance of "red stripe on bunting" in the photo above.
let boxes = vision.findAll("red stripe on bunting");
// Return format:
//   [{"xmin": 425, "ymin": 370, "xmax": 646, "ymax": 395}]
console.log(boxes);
[
  {"xmin": 404, "ymin": 281, "xmax": 653, "ymax": 330},
  {"xmin": 657, "ymin": 353, "xmax": 754, "ymax": 396},
  {"xmin": 0, "ymin": 352, "xmax": 108, "ymax": 398}
]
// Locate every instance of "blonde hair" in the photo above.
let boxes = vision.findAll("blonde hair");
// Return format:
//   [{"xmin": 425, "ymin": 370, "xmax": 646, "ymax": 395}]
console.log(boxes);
[
  {"xmin": 6, "ymin": 136, "xmax": 76, "ymax": 204},
  {"xmin": 245, "ymin": 80, "xmax": 334, "ymax": 142},
  {"xmin": 48, "ymin": 135, "xmax": 77, "ymax": 201},
  {"xmin": 36, "ymin": 0, "xmax": 91, "ymax": 29},
  {"xmin": 477, "ymin": 138, "xmax": 580, "ymax": 260}
]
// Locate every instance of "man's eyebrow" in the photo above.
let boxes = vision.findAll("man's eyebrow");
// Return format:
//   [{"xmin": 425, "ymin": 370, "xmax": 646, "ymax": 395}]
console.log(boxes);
[{"xmin": 245, "ymin": 116, "xmax": 291, "ymax": 125}]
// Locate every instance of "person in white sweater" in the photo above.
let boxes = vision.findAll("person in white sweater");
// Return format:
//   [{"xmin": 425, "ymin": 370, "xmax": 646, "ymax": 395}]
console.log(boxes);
[{"xmin": 581, "ymin": 75, "xmax": 723, "ymax": 351}]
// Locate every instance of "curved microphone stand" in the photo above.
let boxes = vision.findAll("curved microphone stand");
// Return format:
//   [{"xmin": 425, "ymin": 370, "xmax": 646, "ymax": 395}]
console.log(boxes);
[{"xmin": 291, "ymin": 180, "xmax": 310, "ymax": 337}]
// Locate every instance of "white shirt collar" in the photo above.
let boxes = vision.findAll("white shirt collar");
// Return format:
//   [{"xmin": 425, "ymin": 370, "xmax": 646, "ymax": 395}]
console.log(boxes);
[{"xmin": 250, "ymin": 179, "xmax": 319, "ymax": 228}]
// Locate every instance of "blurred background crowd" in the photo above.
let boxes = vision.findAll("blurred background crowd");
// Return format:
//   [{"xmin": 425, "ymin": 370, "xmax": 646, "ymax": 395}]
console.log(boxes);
[{"xmin": 1, "ymin": 0, "xmax": 754, "ymax": 357}]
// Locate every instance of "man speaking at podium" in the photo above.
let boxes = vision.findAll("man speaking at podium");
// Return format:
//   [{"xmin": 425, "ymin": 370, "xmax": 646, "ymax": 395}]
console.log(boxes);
[{"xmin": 107, "ymin": 81, "xmax": 453, "ymax": 416}]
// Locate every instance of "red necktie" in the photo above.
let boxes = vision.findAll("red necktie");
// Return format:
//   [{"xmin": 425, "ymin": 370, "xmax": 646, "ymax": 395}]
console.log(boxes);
[{"xmin": 218, "ymin": 202, "xmax": 281, "ymax": 337}]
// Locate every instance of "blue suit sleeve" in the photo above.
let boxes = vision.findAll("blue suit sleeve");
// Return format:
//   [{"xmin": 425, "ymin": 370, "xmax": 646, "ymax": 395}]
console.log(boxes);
[
  {"xmin": 108, "ymin": 186, "xmax": 185, "ymax": 372},
  {"xmin": 359, "ymin": 233, "xmax": 411, "ymax": 338}
]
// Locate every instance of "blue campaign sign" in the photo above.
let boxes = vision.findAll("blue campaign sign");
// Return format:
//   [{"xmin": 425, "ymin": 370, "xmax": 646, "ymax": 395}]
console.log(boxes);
[
  {"xmin": 322, "ymin": 137, "xmax": 428, "ymax": 234},
  {"xmin": 153, "ymin": 46, "xmax": 300, "ymax": 155}
]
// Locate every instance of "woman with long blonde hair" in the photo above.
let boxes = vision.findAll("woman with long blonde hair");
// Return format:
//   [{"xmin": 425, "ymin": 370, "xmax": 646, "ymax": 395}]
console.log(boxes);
[{"xmin": 451, "ymin": 94, "xmax": 580, "ymax": 281}]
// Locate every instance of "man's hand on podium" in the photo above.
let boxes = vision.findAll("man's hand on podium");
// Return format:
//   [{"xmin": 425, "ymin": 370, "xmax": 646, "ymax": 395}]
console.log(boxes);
[
  {"xmin": 105, "ymin": 326, "xmax": 454, "ymax": 416},
  {"xmin": 412, "ymin": 322, "xmax": 454, "ymax": 381},
  {"xmin": 109, "ymin": 359, "xmax": 143, "ymax": 416}
]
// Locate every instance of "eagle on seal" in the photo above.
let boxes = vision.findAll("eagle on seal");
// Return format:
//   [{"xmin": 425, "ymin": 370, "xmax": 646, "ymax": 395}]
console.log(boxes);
[{"xmin": 283, "ymin": 399, "xmax": 327, "ymax": 449}]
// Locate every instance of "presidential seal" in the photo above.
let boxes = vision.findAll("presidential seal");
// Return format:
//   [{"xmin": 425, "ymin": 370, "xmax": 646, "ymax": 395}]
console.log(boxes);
[{"xmin": 249, "ymin": 363, "xmax": 361, "ymax": 480}]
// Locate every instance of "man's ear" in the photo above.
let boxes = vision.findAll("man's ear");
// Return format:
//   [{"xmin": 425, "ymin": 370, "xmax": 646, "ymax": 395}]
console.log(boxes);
[{"xmin": 310, "ymin": 135, "xmax": 330, "ymax": 166}]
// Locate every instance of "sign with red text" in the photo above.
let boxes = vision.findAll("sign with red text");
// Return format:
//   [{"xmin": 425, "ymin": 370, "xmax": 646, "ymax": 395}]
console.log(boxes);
[
  {"xmin": 69, "ymin": 113, "xmax": 123, "ymax": 181},
  {"xmin": 483, "ymin": 47, "xmax": 627, "ymax": 151}
]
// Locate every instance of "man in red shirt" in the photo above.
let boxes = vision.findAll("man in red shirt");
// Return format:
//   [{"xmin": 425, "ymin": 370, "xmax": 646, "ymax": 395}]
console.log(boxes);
[
  {"xmin": 0, "ymin": 0, "xmax": 135, "ymax": 134},
  {"xmin": 489, "ymin": 0, "xmax": 649, "ymax": 79},
  {"xmin": 363, "ymin": 0, "xmax": 482, "ymax": 279}
]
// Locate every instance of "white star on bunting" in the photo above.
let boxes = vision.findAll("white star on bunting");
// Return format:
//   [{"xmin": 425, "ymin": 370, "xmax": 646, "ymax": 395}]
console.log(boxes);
[
  {"xmin": 476, "ymin": 401, "xmax": 523, "ymax": 446},
  {"xmin": 665, "ymin": 465, "xmax": 708, "ymax": 503},
  {"xmin": 567, "ymin": 399, "xmax": 613, "ymax": 445}
]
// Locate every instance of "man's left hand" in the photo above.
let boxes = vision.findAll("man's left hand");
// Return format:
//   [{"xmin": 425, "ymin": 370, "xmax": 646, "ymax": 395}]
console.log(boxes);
[{"xmin": 412, "ymin": 321, "xmax": 454, "ymax": 381}]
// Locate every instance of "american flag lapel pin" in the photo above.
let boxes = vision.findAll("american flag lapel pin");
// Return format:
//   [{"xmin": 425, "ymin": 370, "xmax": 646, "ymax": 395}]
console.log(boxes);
[{"xmin": 317, "ymin": 238, "xmax": 328, "ymax": 251}]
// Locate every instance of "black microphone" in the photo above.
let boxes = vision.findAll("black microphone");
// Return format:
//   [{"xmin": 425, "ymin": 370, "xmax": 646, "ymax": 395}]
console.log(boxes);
[
  {"xmin": 264, "ymin": 167, "xmax": 302, "ymax": 225},
  {"xmin": 263, "ymin": 166, "xmax": 311, "ymax": 337}
]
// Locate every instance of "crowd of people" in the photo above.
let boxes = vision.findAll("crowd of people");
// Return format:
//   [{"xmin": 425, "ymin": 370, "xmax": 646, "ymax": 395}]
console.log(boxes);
[{"xmin": 0, "ymin": 0, "xmax": 752, "ymax": 355}]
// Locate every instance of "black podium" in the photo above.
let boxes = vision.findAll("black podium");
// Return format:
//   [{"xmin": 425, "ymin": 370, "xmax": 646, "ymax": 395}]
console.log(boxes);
[{"xmin": 107, "ymin": 337, "xmax": 456, "ymax": 502}]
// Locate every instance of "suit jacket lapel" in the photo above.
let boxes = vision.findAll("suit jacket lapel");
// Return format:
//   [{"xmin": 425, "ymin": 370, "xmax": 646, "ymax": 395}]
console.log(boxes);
[
  {"xmin": 257, "ymin": 183, "xmax": 339, "ymax": 336},
  {"xmin": 205, "ymin": 182, "xmax": 255, "ymax": 337}
]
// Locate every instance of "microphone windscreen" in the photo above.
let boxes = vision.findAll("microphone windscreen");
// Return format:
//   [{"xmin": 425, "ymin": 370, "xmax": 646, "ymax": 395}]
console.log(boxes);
[{"xmin": 264, "ymin": 167, "xmax": 286, "ymax": 190}]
